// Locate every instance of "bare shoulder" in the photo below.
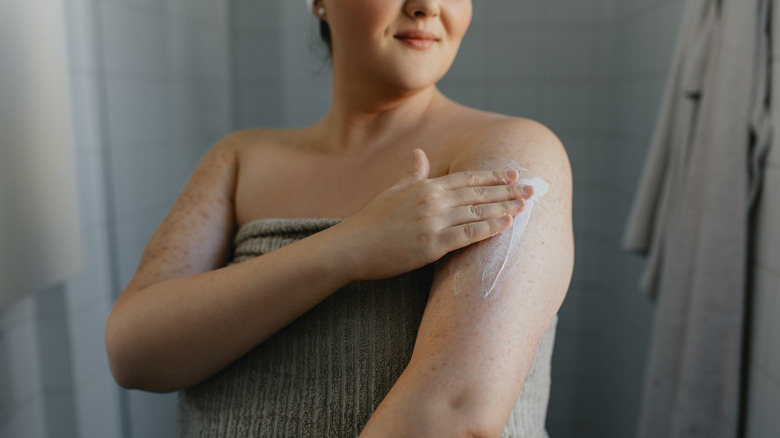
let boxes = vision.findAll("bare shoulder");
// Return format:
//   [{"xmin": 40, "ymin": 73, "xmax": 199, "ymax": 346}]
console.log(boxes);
[
  {"xmin": 449, "ymin": 115, "xmax": 572, "ymax": 196},
  {"xmin": 451, "ymin": 115, "xmax": 568, "ymax": 167}
]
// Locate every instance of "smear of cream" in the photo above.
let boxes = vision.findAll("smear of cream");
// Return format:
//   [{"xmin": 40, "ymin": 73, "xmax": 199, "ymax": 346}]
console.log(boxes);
[
  {"xmin": 483, "ymin": 174, "xmax": 548, "ymax": 298},
  {"xmin": 451, "ymin": 161, "xmax": 549, "ymax": 299}
]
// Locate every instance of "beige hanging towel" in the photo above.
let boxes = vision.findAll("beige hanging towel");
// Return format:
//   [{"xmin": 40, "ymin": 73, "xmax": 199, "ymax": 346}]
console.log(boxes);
[{"xmin": 622, "ymin": 0, "xmax": 771, "ymax": 437}]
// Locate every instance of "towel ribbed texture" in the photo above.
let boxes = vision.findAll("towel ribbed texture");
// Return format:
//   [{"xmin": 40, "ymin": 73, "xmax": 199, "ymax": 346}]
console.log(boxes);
[{"xmin": 177, "ymin": 218, "xmax": 556, "ymax": 437}]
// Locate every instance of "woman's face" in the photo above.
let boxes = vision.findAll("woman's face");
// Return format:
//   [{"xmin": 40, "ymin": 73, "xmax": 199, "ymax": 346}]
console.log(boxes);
[{"xmin": 322, "ymin": 0, "xmax": 472, "ymax": 92}]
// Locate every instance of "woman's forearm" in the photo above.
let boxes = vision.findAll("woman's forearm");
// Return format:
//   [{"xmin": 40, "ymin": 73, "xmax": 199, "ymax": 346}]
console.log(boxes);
[{"xmin": 105, "ymin": 225, "xmax": 354, "ymax": 393}]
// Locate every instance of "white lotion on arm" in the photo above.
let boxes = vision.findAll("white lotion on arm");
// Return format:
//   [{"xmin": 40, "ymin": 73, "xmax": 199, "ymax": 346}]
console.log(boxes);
[{"xmin": 451, "ymin": 161, "xmax": 549, "ymax": 299}]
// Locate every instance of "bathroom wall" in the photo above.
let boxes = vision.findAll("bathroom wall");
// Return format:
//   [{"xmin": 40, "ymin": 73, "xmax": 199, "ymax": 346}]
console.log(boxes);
[
  {"xmin": 91, "ymin": 1, "xmax": 233, "ymax": 436},
  {"xmin": 745, "ymin": 1, "xmax": 780, "ymax": 435},
  {"xmin": 587, "ymin": 0, "xmax": 687, "ymax": 436},
  {"xmin": 0, "ymin": 0, "xmax": 233, "ymax": 437}
]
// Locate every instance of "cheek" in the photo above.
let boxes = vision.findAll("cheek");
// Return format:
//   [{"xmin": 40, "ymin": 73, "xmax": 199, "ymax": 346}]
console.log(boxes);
[
  {"xmin": 328, "ymin": 2, "xmax": 388, "ymax": 53},
  {"xmin": 448, "ymin": 0, "xmax": 473, "ymax": 38}
]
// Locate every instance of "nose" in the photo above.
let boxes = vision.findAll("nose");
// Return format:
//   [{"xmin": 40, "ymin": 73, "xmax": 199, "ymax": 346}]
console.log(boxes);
[{"xmin": 404, "ymin": 0, "xmax": 440, "ymax": 18}]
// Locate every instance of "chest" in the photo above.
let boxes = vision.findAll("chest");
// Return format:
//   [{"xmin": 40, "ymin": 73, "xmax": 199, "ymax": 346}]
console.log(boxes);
[{"xmin": 234, "ymin": 145, "xmax": 452, "ymax": 226}]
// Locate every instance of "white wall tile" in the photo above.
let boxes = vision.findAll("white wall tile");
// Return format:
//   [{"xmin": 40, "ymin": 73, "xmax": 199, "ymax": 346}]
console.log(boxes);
[
  {"xmin": 612, "ymin": 77, "xmax": 665, "ymax": 144},
  {"xmin": 232, "ymin": 0, "xmax": 280, "ymax": 32},
  {"xmin": 599, "ymin": 0, "xmax": 619, "ymax": 23},
  {"xmin": 65, "ymin": 227, "xmax": 112, "ymax": 314},
  {"xmin": 100, "ymin": 2, "xmax": 167, "ymax": 78},
  {"xmin": 0, "ymin": 294, "xmax": 34, "ymax": 332},
  {"xmin": 0, "ymin": 398, "xmax": 46, "ymax": 438},
  {"xmin": 74, "ymin": 151, "xmax": 108, "ymax": 231},
  {"xmin": 115, "ymin": 209, "xmax": 169, "ymax": 289},
  {"xmin": 543, "ymin": 0, "xmax": 600, "ymax": 23},
  {"xmin": 69, "ymin": 74, "xmax": 102, "ymax": 153},
  {"xmin": 236, "ymin": 86, "xmax": 284, "ymax": 129},
  {"xmin": 166, "ymin": 21, "xmax": 231, "ymax": 82},
  {"xmin": 487, "ymin": 30, "xmax": 540, "ymax": 80},
  {"xmin": 542, "ymin": 29, "xmax": 595, "ymax": 79},
  {"xmin": 438, "ymin": 85, "xmax": 488, "ymax": 111},
  {"xmin": 35, "ymin": 317, "xmax": 73, "ymax": 392},
  {"xmin": 68, "ymin": 305, "xmax": 110, "ymax": 388},
  {"xmin": 539, "ymin": 84, "xmax": 594, "ymax": 133},
  {"xmin": 73, "ymin": 376, "xmax": 122, "ymax": 438},
  {"xmin": 486, "ymin": 84, "xmax": 536, "ymax": 117},
  {"xmin": 110, "ymin": 144, "xmax": 180, "ymax": 218},
  {"xmin": 234, "ymin": 33, "xmax": 282, "ymax": 83},
  {"xmin": 1, "ymin": 319, "xmax": 41, "ymax": 408},
  {"xmin": 42, "ymin": 394, "xmax": 77, "ymax": 438},
  {"xmin": 105, "ymin": 78, "xmax": 172, "ymax": 147},
  {"xmin": 284, "ymin": 85, "xmax": 331, "ymax": 129},
  {"xmin": 490, "ymin": 0, "xmax": 542, "ymax": 26},
  {"xmin": 614, "ymin": 1, "xmax": 684, "ymax": 77},
  {"xmin": 446, "ymin": 31, "xmax": 487, "ymax": 80},
  {"xmin": 127, "ymin": 391, "xmax": 178, "ymax": 438}
]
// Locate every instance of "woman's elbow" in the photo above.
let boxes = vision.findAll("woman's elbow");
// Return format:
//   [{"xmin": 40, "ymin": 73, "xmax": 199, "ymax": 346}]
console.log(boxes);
[
  {"xmin": 105, "ymin": 308, "xmax": 142, "ymax": 390},
  {"xmin": 104, "ymin": 304, "xmax": 174, "ymax": 393}
]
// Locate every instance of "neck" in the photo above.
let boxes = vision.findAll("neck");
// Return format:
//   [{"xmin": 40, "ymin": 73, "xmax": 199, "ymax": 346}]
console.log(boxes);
[{"xmin": 315, "ymin": 74, "xmax": 446, "ymax": 155}]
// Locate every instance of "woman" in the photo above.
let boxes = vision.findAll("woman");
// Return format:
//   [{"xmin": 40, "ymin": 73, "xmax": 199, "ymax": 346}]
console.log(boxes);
[{"xmin": 105, "ymin": 0, "xmax": 574, "ymax": 436}]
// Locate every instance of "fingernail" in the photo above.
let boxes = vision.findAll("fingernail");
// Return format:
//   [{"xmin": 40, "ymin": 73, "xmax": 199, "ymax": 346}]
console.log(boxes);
[
  {"xmin": 506, "ymin": 169, "xmax": 518, "ymax": 180},
  {"xmin": 522, "ymin": 185, "xmax": 534, "ymax": 195}
]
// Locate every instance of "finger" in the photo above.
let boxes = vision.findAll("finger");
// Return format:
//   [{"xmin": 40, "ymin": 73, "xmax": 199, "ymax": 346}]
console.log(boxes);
[
  {"xmin": 448, "ymin": 183, "xmax": 533, "ymax": 206},
  {"xmin": 435, "ymin": 169, "xmax": 520, "ymax": 190},
  {"xmin": 398, "ymin": 148, "xmax": 431, "ymax": 187},
  {"xmin": 439, "ymin": 215, "xmax": 514, "ymax": 249},
  {"xmin": 447, "ymin": 198, "xmax": 526, "ymax": 226}
]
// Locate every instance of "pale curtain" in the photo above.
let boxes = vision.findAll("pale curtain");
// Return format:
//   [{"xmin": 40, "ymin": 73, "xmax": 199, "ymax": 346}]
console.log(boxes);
[{"xmin": 0, "ymin": 0, "xmax": 83, "ymax": 309}]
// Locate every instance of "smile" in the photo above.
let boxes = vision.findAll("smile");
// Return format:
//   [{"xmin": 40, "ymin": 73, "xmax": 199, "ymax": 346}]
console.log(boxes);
[{"xmin": 394, "ymin": 30, "xmax": 439, "ymax": 50}]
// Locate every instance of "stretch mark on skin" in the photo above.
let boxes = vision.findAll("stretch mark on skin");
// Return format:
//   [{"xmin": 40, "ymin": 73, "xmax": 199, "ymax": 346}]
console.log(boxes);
[{"xmin": 452, "ymin": 161, "xmax": 549, "ymax": 299}]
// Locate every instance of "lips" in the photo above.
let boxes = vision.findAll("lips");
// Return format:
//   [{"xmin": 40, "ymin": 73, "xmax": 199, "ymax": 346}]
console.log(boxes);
[{"xmin": 394, "ymin": 29, "xmax": 439, "ymax": 49}]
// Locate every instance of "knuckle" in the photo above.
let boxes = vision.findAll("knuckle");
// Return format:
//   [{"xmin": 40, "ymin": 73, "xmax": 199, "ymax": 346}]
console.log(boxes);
[
  {"xmin": 473, "ymin": 186, "xmax": 488, "ymax": 201},
  {"xmin": 462, "ymin": 223, "xmax": 477, "ymax": 240},
  {"xmin": 463, "ymin": 170, "xmax": 478, "ymax": 185},
  {"xmin": 418, "ymin": 188, "xmax": 440, "ymax": 204},
  {"xmin": 469, "ymin": 204, "xmax": 482, "ymax": 219}
]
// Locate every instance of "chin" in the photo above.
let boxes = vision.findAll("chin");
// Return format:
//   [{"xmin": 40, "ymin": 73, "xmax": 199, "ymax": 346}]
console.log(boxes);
[{"xmin": 382, "ymin": 63, "xmax": 450, "ymax": 93}]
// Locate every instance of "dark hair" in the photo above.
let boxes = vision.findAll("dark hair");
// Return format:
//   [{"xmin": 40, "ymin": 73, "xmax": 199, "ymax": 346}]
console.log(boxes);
[{"xmin": 319, "ymin": 19, "xmax": 333, "ymax": 55}]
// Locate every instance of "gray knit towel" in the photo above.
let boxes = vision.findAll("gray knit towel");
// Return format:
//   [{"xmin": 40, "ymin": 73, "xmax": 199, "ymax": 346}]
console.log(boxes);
[{"xmin": 177, "ymin": 218, "xmax": 556, "ymax": 437}]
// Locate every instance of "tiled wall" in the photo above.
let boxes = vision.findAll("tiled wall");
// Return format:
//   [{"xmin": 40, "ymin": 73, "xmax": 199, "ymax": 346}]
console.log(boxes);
[
  {"xmin": 96, "ymin": 1, "xmax": 233, "ymax": 436},
  {"xmin": 587, "ymin": 1, "xmax": 687, "ymax": 436},
  {"xmin": 0, "ymin": 0, "xmax": 233, "ymax": 437},
  {"xmin": 745, "ymin": 1, "xmax": 780, "ymax": 435}
]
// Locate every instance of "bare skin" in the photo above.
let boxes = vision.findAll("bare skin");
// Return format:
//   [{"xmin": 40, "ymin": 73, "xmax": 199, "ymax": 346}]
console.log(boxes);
[{"xmin": 105, "ymin": 0, "xmax": 574, "ymax": 436}]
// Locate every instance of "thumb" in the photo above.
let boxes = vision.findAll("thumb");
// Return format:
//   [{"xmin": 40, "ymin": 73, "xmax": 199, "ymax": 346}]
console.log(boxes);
[{"xmin": 399, "ymin": 148, "xmax": 430, "ymax": 187}]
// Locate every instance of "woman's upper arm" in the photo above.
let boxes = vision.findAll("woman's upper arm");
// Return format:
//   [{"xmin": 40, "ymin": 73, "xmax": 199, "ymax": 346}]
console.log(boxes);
[
  {"xmin": 390, "ymin": 119, "xmax": 574, "ymax": 435},
  {"xmin": 121, "ymin": 133, "xmax": 242, "ymax": 295}
]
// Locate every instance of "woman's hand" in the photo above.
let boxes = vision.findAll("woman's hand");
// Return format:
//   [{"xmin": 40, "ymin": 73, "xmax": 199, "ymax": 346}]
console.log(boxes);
[{"xmin": 336, "ymin": 149, "xmax": 534, "ymax": 280}]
